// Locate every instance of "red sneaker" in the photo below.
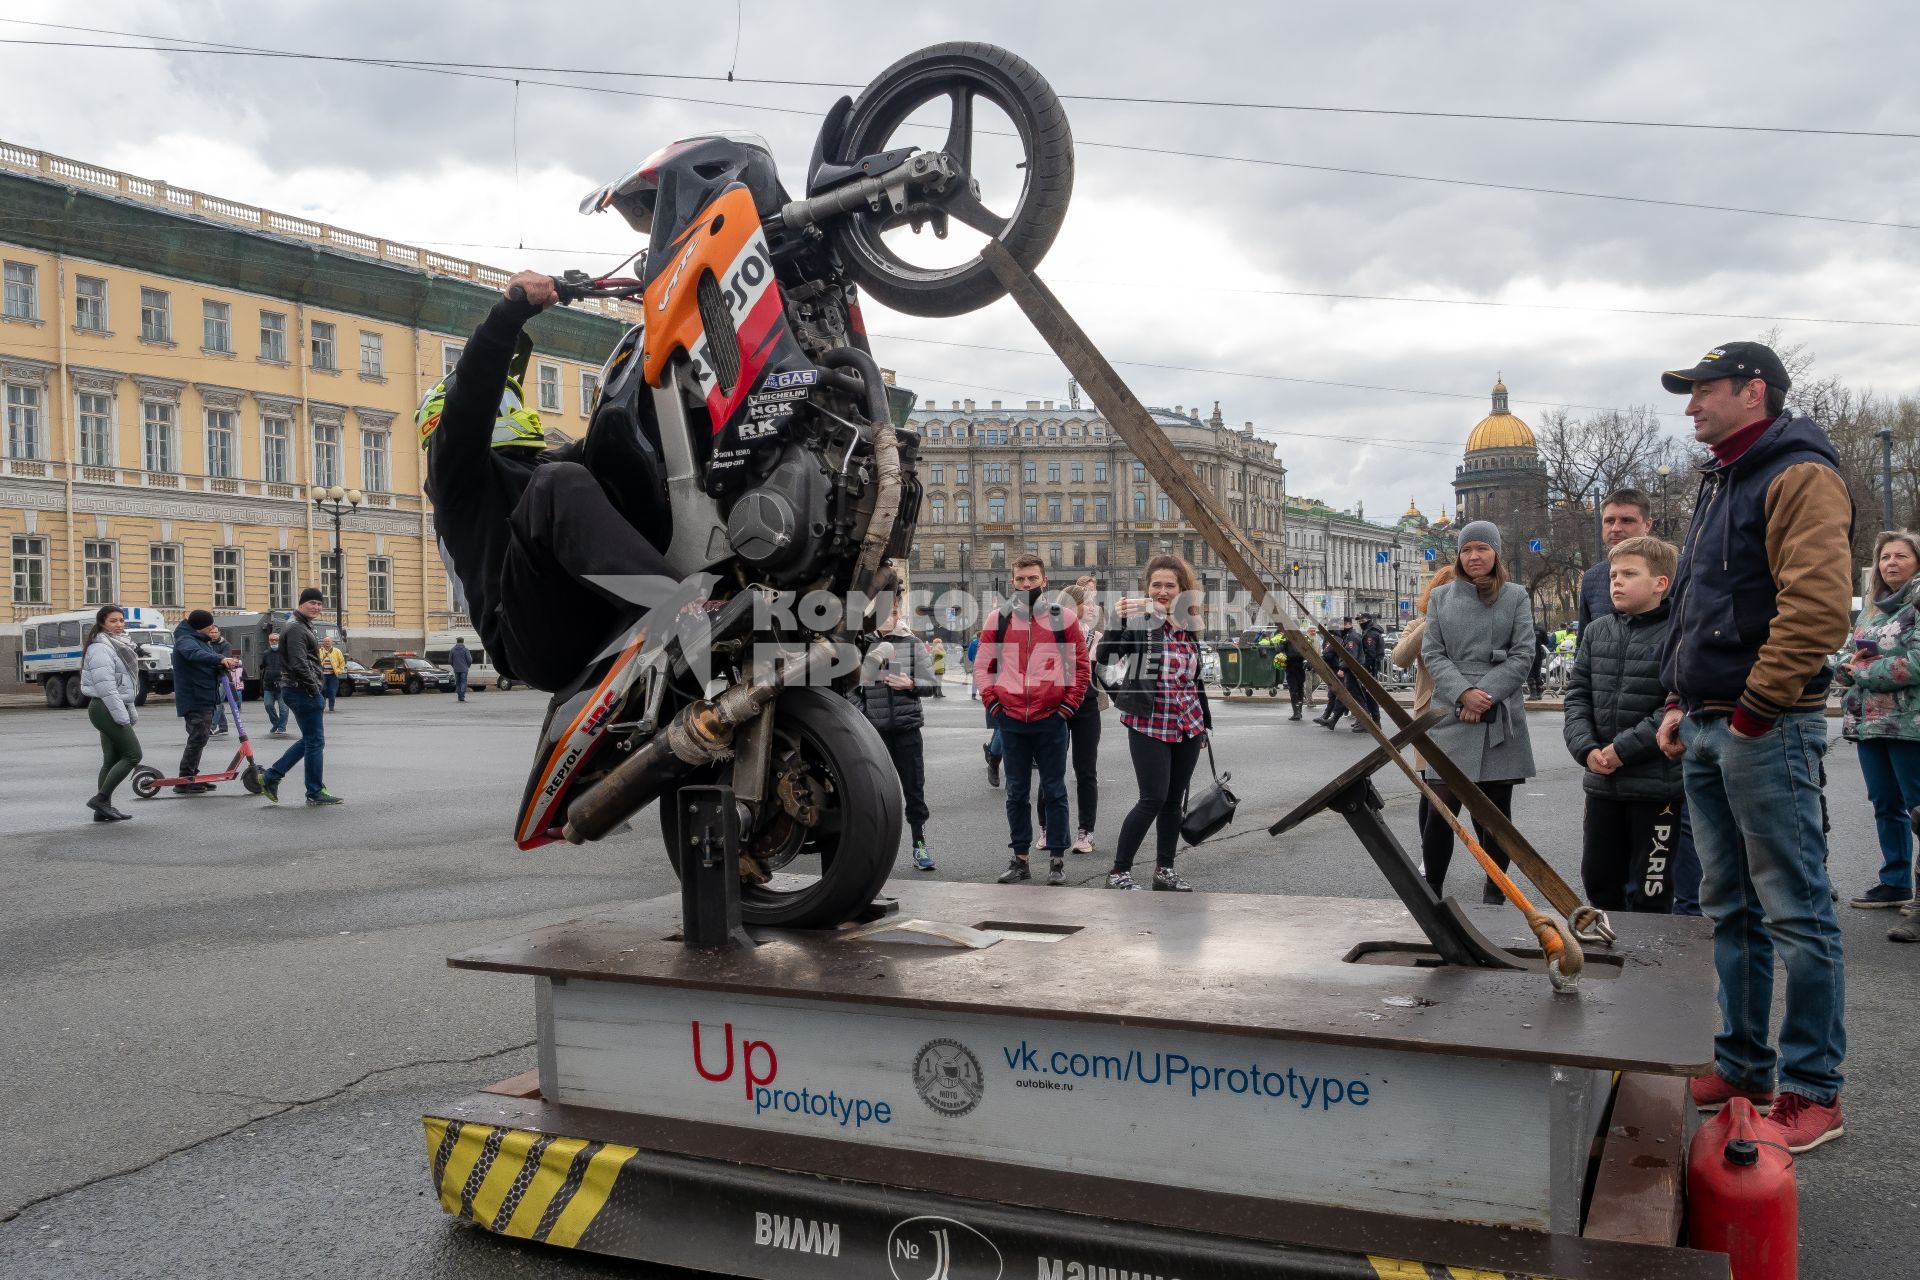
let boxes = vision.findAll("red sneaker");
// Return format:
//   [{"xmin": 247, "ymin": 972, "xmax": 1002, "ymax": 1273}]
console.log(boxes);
[
  {"xmin": 1689, "ymin": 1071, "xmax": 1775, "ymax": 1114},
  {"xmin": 1763, "ymin": 1092, "xmax": 1845, "ymax": 1153}
]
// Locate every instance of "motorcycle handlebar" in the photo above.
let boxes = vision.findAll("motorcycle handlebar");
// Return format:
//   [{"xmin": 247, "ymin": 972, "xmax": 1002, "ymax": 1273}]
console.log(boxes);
[{"xmin": 508, "ymin": 276, "xmax": 644, "ymax": 308}]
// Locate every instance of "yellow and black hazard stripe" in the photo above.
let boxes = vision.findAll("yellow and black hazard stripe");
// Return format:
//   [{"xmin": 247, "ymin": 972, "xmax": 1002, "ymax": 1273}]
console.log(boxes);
[
  {"xmin": 1366, "ymin": 1258, "xmax": 1531, "ymax": 1279},
  {"xmin": 424, "ymin": 1117, "xmax": 636, "ymax": 1249}
]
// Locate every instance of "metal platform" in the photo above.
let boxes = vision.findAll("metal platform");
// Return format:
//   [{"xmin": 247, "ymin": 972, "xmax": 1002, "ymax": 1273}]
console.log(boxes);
[{"xmin": 427, "ymin": 882, "xmax": 1729, "ymax": 1278}]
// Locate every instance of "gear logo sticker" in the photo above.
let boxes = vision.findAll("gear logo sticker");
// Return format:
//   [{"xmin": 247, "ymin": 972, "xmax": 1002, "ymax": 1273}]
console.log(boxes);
[{"xmin": 912, "ymin": 1039, "xmax": 984, "ymax": 1118}]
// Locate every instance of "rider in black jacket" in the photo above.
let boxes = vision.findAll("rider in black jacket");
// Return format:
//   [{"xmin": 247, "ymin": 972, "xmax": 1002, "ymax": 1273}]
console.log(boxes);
[{"xmin": 422, "ymin": 271, "xmax": 675, "ymax": 691}]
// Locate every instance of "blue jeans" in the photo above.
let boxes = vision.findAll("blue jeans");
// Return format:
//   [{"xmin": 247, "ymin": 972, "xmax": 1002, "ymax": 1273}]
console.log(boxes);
[
  {"xmin": 984, "ymin": 705, "xmax": 1002, "ymax": 760},
  {"xmin": 266, "ymin": 687, "xmax": 327, "ymax": 799},
  {"xmin": 996, "ymin": 712, "xmax": 1070, "ymax": 855},
  {"xmin": 262, "ymin": 684, "xmax": 289, "ymax": 733},
  {"xmin": 454, "ymin": 669, "xmax": 469, "ymax": 700},
  {"xmin": 323, "ymin": 673, "xmax": 339, "ymax": 710},
  {"xmin": 1853, "ymin": 737, "xmax": 1920, "ymax": 894},
  {"xmin": 1681, "ymin": 712, "xmax": 1845, "ymax": 1103},
  {"xmin": 1672, "ymin": 802, "xmax": 1704, "ymax": 917}
]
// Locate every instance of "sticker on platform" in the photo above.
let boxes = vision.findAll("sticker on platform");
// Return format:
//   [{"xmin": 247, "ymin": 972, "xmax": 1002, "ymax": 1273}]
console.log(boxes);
[{"xmin": 912, "ymin": 1039, "xmax": 984, "ymax": 1118}]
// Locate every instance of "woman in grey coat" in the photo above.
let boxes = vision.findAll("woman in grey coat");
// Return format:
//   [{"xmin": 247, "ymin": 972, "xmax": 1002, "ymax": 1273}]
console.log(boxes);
[
  {"xmin": 79, "ymin": 603, "xmax": 142, "ymax": 822},
  {"xmin": 1419, "ymin": 521, "xmax": 1536, "ymax": 901}
]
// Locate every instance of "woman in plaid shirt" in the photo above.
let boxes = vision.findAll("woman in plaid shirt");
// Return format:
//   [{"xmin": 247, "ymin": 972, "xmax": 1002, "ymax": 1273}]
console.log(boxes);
[{"xmin": 1094, "ymin": 554, "xmax": 1211, "ymax": 891}]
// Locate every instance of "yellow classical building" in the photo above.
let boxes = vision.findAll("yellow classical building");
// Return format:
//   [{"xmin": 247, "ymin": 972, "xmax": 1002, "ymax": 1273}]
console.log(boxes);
[{"xmin": 0, "ymin": 139, "xmax": 638, "ymax": 677}]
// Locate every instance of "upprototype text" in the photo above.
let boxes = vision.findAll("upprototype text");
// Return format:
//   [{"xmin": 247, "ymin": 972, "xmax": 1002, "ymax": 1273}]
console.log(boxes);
[
  {"xmin": 1003, "ymin": 1040, "xmax": 1373, "ymax": 1108},
  {"xmin": 692, "ymin": 1021, "xmax": 892, "ymax": 1128}
]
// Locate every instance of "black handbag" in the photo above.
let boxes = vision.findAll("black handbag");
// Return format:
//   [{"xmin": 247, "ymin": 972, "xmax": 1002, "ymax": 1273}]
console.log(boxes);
[{"xmin": 1179, "ymin": 734, "xmax": 1238, "ymax": 846}]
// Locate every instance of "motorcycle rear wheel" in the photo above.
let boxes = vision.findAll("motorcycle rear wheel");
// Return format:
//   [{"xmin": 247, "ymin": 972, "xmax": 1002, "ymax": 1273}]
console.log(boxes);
[
  {"xmin": 832, "ymin": 41, "xmax": 1072, "ymax": 317},
  {"xmin": 662, "ymin": 685, "xmax": 901, "ymax": 928}
]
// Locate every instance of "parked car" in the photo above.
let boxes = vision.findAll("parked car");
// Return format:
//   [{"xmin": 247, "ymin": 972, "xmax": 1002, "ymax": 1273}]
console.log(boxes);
[
  {"xmin": 23, "ymin": 606, "xmax": 175, "ymax": 708},
  {"xmin": 370, "ymin": 654, "xmax": 456, "ymax": 695},
  {"xmin": 337, "ymin": 659, "xmax": 385, "ymax": 697}
]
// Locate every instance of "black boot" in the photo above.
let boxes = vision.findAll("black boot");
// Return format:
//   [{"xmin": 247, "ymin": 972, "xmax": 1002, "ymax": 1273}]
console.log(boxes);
[
  {"xmin": 984, "ymin": 744, "xmax": 1002, "ymax": 789},
  {"xmin": 1289, "ymin": 704, "xmax": 1303, "ymax": 721},
  {"xmin": 87, "ymin": 793, "xmax": 116, "ymax": 822}
]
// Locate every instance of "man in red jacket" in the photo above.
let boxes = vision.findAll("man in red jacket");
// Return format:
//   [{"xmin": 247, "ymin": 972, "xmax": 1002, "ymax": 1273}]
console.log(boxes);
[{"xmin": 976, "ymin": 554, "xmax": 1091, "ymax": 886}]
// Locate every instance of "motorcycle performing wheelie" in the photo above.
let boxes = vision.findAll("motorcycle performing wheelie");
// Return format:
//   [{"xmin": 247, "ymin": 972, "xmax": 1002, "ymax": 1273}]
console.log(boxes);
[{"xmin": 475, "ymin": 44, "xmax": 1073, "ymax": 930}]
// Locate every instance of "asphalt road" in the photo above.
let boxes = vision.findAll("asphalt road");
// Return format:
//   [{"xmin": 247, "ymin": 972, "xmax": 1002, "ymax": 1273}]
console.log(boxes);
[{"xmin": 0, "ymin": 681, "xmax": 1904, "ymax": 1277}]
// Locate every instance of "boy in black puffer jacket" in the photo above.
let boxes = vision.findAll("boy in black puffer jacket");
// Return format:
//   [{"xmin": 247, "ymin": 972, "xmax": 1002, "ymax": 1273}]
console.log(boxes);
[
  {"xmin": 850, "ymin": 603, "xmax": 939, "ymax": 872},
  {"xmin": 1564, "ymin": 536, "xmax": 1684, "ymax": 912}
]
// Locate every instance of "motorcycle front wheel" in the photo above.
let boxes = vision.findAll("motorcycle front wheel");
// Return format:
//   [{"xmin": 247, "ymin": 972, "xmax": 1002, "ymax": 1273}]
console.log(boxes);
[
  {"xmin": 661, "ymin": 685, "xmax": 902, "ymax": 928},
  {"xmin": 832, "ymin": 41, "xmax": 1073, "ymax": 317}
]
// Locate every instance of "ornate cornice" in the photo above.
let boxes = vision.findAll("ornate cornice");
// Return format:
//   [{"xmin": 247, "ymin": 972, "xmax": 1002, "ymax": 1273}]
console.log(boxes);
[
  {"xmin": 0, "ymin": 355, "xmax": 55, "ymax": 386},
  {"xmin": 353, "ymin": 407, "xmax": 397, "ymax": 431},
  {"xmin": 308, "ymin": 400, "xmax": 348, "ymax": 428},
  {"xmin": 68, "ymin": 364, "xmax": 124, "ymax": 395},
  {"xmin": 130, "ymin": 374, "xmax": 187, "ymax": 404},
  {"xmin": 194, "ymin": 382, "xmax": 248, "ymax": 411}
]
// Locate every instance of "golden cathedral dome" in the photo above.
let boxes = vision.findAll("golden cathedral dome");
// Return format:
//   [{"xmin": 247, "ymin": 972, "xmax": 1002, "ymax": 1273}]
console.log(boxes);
[
  {"xmin": 1403, "ymin": 497, "xmax": 1422, "ymax": 519},
  {"xmin": 1463, "ymin": 375, "xmax": 1535, "ymax": 454}
]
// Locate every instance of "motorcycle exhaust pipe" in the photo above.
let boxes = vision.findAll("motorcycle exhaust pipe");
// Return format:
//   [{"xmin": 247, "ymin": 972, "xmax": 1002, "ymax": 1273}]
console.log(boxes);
[{"xmin": 562, "ymin": 640, "xmax": 841, "ymax": 845}]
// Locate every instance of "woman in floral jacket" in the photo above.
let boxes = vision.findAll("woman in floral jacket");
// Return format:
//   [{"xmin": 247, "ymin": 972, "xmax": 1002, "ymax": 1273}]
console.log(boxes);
[{"xmin": 1836, "ymin": 529, "xmax": 1920, "ymax": 934}]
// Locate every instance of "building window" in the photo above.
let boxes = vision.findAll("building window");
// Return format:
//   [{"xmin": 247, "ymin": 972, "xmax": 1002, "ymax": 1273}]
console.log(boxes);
[
  {"xmin": 1133, "ymin": 463, "xmax": 1147, "ymax": 482},
  {"xmin": 262, "ymin": 415, "xmax": 292, "ymax": 483},
  {"xmin": 929, "ymin": 497, "xmax": 945, "ymax": 524},
  {"xmin": 212, "ymin": 546, "xmax": 241, "ymax": 609},
  {"xmin": 1096, "ymin": 540, "xmax": 1109, "ymax": 566},
  {"xmin": 933, "ymin": 544, "xmax": 947, "ymax": 569},
  {"xmin": 928, "ymin": 425, "xmax": 943, "ymax": 440},
  {"xmin": 368, "ymin": 557, "xmax": 392, "ymax": 613},
  {"xmin": 310, "ymin": 321, "xmax": 337, "ymax": 370},
  {"xmin": 312, "ymin": 422, "xmax": 341, "ymax": 487},
  {"xmin": 74, "ymin": 276, "xmax": 107, "ymax": 332},
  {"xmin": 77, "ymin": 391, "xmax": 113, "ymax": 466},
  {"xmin": 538, "ymin": 363, "xmax": 561, "ymax": 412},
  {"xmin": 1133, "ymin": 490, "xmax": 1146, "ymax": 520},
  {"xmin": 1023, "ymin": 496, "xmax": 1038, "ymax": 522},
  {"xmin": 1072, "ymin": 541, "xmax": 1086, "ymax": 567},
  {"xmin": 1048, "ymin": 496, "xmax": 1062, "ymax": 522},
  {"xmin": 1071, "ymin": 496, "xmax": 1085, "ymax": 522},
  {"xmin": 955, "ymin": 464, "xmax": 970, "ymax": 484},
  {"xmin": 11, "ymin": 535, "xmax": 46, "ymax": 604},
  {"xmin": 1134, "ymin": 538, "xmax": 1150, "ymax": 565},
  {"xmin": 358, "ymin": 330, "xmax": 384, "ymax": 378},
  {"xmin": 1049, "ymin": 464, "xmax": 1061, "ymax": 483},
  {"xmin": 5, "ymin": 383, "xmax": 41, "ymax": 458},
  {"xmin": 259, "ymin": 311, "xmax": 288, "ymax": 362},
  {"xmin": 1093, "ymin": 462, "xmax": 1108, "ymax": 483},
  {"xmin": 1094, "ymin": 495, "xmax": 1109, "ymax": 521},
  {"xmin": 929, "ymin": 464, "xmax": 944, "ymax": 484},
  {"xmin": 1023, "ymin": 462, "xmax": 1036, "ymax": 483},
  {"xmin": 956, "ymin": 494, "xmax": 972, "ymax": 521},
  {"xmin": 580, "ymin": 371, "xmax": 600, "ymax": 416},
  {"xmin": 990, "ymin": 496, "xmax": 1007, "ymax": 522},
  {"xmin": 3, "ymin": 261, "xmax": 37, "ymax": 320},
  {"xmin": 990, "ymin": 542, "xmax": 1007, "ymax": 570},
  {"xmin": 142, "ymin": 400, "xmax": 176, "ymax": 472},
  {"xmin": 1158, "ymin": 494, "xmax": 1172, "ymax": 520},
  {"xmin": 360, "ymin": 429, "xmax": 390, "ymax": 492},
  {"xmin": 320, "ymin": 551, "xmax": 341, "ymax": 612},
  {"xmin": 268, "ymin": 551, "xmax": 295, "ymax": 612},
  {"xmin": 205, "ymin": 407, "xmax": 237, "ymax": 478},
  {"xmin": 202, "ymin": 300, "xmax": 233, "ymax": 353},
  {"xmin": 149, "ymin": 544, "xmax": 181, "ymax": 608},
  {"xmin": 442, "ymin": 343, "xmax": 463, "ymax": 375},
  {"xmin": 1049, "ymin": 542, "xmax": 1063, "ymax": 565},
  {"xmin": 140, "ymin": 288, "xmax": 171, "ymax": 342},
  {"xmin": 83, "ymin": 540, "xmax": 117, "ymax": 605}
]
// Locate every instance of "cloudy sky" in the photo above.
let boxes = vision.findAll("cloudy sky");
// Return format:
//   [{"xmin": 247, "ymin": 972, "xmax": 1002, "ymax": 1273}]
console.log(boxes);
[{"xmin": 4, "ymin": 1, "xmax": 1916, "ymax": 519}]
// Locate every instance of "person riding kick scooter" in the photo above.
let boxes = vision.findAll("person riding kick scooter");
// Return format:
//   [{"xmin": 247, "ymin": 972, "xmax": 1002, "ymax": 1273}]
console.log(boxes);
[{"xmin": 417, "ymin": 271, "xmax": 678, "ymax": 692}]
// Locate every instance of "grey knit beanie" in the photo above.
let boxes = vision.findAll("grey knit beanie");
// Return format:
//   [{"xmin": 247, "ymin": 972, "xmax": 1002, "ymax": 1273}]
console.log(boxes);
[{"xmin": 1456, "ymin": 520, "xmax": 1502, "ymax": 555}]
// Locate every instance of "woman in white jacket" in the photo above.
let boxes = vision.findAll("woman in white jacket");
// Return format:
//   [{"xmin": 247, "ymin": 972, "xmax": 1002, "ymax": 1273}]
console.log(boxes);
[{"xmin": 79, "ymin": 603, "xmax": 142, "ymax": 822}]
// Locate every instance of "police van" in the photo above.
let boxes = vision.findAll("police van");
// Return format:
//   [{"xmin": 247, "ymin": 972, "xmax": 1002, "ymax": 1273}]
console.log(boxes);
[{"xmin": 22, "ymin": 607, "xmax": 174, "ymax": 709}]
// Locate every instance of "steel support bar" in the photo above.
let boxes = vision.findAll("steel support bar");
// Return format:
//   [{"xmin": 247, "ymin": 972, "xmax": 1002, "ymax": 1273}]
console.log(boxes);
[{"xmin": 981, "ymin": 242, "xmax": 1597, "ymax": 938}]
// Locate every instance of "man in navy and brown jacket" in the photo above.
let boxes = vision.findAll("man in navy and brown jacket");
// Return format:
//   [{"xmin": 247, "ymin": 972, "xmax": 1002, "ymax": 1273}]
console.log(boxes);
[
  {"xmin": 975, "ymin": 553, "xmax": 1091, "ymax": 887},
  {"xmin": 1654, "ymin": 340, "xmax": 1853, "ymax": 1154}
]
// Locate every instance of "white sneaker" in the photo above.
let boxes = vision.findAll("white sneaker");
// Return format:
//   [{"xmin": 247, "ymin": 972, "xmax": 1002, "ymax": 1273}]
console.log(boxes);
[
  {"xmin": 1106, "ymin": 870, "xmax": 1142, "ymax": 890},
  {"xmin": 1071, "ymin": 829, "xmax": 1095, "ymax": 855}
]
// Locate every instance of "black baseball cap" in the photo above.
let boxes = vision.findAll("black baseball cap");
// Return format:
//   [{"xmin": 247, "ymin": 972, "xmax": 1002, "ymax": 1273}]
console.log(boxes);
[
  {"xmin": 299, "ymin": 586, "xmax": 325, "ymax": 604},
  {"xmin": 1661, "ymin": 341, "xmax": 1790, "ymax": 395}
]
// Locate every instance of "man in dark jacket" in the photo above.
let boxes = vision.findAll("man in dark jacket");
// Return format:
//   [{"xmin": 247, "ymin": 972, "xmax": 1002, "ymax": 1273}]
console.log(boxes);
[
  {"xmin": 1564, "ymin": 537, "xmax": 1683, "ymax": 913},
  {"xmin": 1350, "ymin": 612, "xmax": 1385, "ymax": 731},
  {"xmin": 1315, "ymin": 620, "xmax": 1356, "ymax": 729},
  {"xmin": 1576, "ymin": 489, "xmax": 1656, "ymax": 639},
  {"xmin": 259, "ymin": 588, "xmax": 339, "ymax": 806},
  {"xmin": 169, "ymin": 610, "xmax": 241, "ymax": 792},
  {"xmin": 1653, "ymin": 340, "xmax": 1853, "ymax": 1153},
  {"xmin": 421, "ymin": 271, "xmax": 674, "ymax": 692},
  {"xmin": 1279, "ymin": 632, "xmax": 1308, "ymax": 720},
  {"xmin": 850, "ymin": 606, "xmax": 938, "ymax": 872},
  {"xmin": 976, "ymin": 555, "xmax": 1090, "ymax": 886},
  {"xmin": 260, "ymin": 627, "xmax": 288, "ymax": 737},
  {"xmin": 448, "ymin": 637, "xmax": 473, "ymax": 702}
]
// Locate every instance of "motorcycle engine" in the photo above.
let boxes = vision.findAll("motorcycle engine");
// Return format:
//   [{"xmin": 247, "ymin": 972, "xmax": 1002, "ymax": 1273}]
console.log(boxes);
[{"xmin": 723, "ymin": 440, "xmax": 836, "ymax": 587}]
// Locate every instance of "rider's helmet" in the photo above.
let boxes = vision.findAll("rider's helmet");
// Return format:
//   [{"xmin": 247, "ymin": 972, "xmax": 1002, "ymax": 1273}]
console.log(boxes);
[
  {"xmin": 579, "ymin": 131, "xmax": 783, "ymax": 238},
  {"xmin": 417, "ymin": 332, "xmax": 543, "ymax": 452}
]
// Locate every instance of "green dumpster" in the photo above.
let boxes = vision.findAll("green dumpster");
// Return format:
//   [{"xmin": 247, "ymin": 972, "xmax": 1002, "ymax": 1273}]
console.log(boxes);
[{"xmin": 1219, "ymin": 641, "xmax": 1281, "ymax": 697}]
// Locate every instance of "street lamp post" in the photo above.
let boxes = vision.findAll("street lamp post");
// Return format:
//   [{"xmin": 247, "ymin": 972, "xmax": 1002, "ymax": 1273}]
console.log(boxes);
[
  {"xmin": 1656, "ymin": 464, "xmax": 1672, "ymax": 535},
  {"xmin": 310, "ymin": 484, "xmax": 364, "ymax": 633},
  {"xmin": 1878, "ymin": 427, "xmax": 1896, "ymax": 529}
]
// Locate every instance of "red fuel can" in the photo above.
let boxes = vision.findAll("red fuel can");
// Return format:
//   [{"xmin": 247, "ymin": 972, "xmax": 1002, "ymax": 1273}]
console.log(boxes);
[{"xmin": 1687, "ymin": 1096, "xmax": 1798, "ymax": 1280}]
